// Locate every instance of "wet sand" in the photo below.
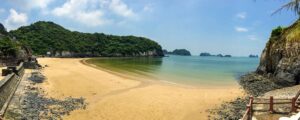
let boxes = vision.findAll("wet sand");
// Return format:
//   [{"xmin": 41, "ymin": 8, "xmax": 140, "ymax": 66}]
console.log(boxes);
[{"xmin": 38, "ymin": 58, "xmax": 243, "ymax": 120}]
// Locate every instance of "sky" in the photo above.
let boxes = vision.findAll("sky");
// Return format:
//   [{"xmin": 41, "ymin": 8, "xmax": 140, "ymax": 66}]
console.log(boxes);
[{"xmin": 0, "ymin": 0, "xmax": 298, "ymax": 56}]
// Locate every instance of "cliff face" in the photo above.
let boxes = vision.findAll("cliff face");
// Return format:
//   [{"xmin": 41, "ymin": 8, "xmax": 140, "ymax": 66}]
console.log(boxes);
[
  {"xmin": 257, "ymin": 20, "xmax": 300, "ymax": 85},
  {"xmin": 240, "ymin": 20, "xmax": 300, "ymax": 96}
]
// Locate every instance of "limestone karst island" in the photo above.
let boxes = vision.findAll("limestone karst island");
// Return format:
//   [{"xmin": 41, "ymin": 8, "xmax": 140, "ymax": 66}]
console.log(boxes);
[{"xmin": 0, "ymin": 1, "xmax": 300, "ymax": 120}]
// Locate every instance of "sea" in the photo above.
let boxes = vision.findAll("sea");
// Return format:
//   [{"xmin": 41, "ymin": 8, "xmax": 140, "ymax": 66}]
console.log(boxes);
[{"xmin": 86, "ymin": 55, "xmax": 259, "ymax": 86}]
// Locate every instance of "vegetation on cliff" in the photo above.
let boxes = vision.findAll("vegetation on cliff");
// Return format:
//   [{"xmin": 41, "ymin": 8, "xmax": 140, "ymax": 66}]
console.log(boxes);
[
  {"xmin": 0, "ymin": 23, "xmax": 19, "ymax": 58},
  {"xmin": 0, "ymin": 36, "xmax": 19, "ymax": 58},
  {"xmin": 10, "ymin": 21, "xmax": 164, "ymax": 57},
  {"xmin": 0, "ymin": 23, "xmax": 32, "ymax": 66}
]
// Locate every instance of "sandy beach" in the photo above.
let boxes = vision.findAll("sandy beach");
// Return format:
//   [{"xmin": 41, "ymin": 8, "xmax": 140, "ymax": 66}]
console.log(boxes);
[{"xmin": 37, "ymin": 58, "xmax": 243, "ymax": 120}]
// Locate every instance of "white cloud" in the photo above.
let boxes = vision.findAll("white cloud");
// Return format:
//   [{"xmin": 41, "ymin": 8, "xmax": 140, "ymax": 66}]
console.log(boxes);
[
  {"xmin": 4, "ymin": 9, "xmax": 28, "ymax": 30},
  {"xmin": 5, "ymin": 0, "xmax": 53, "ymax": 10},
  {"xmin": 28, "ymin": 0, "xmax": 54, "ymax": 9},
  {"xmin": 52, "ymin": 0, "xmax": 109, "ymax": 26},
  {"xmin": 236, "ymin": 12, "xmax": 247, "ymax": 19},
  {"xmin": 52, "ymin": 0, "xmax": 137, "ymax": 26},
  {"xmin": 235, "ymin": 27, "xmax": 248, "ymax": 32},
  {"xmin": 109, "ymin": 0, "xmax": 136, "ymax": 18}
]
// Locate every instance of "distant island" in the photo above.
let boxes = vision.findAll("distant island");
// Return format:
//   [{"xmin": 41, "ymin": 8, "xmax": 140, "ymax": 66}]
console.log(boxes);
[
  {"xmin": 223, "ymin": 55, "xmax": 232, "ymax": 57},
  {"xmin": 249, "ymin": 54, "xmax": 259, "ymax": 58},
  {"xmin": 164, "ymin": 49, "xmax": 191, "ymax": 56},
  {"xmin": 8, "ymin": 21, "xmax": 164, "ymax": 57},
  {"xmin": 199, "ymin": 52, "xmax": 211, "ymax": 56},
  {"xmin": 199, "ymin": 52, "xmax": 232, "ymax": 57}
]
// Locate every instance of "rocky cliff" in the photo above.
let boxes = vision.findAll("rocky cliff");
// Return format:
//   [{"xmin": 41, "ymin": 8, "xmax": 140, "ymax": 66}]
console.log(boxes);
[
  {"xmin": 257, "ymin": 20, "xmax": 300, "ymax": 85},
  {"xmin": 240, "ymin": 20, "xmax": 300, "ymax": 96}
]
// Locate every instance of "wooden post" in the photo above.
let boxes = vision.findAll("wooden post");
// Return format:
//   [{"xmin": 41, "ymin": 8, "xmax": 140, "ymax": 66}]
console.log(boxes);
[
  {"xmin": 246, "ymin": 105, "xmax": 251, "ymax": 120},
  {"xmin": 291, "ymin": 97, "xmax": 296, "ymax": 113},
  {"xmin": 249, "ymin": 96, "xmax": 253, "ymax": 120},
  {"xmin": 269, "ymin": 96, "xmax": 274, "ymax": 113}
]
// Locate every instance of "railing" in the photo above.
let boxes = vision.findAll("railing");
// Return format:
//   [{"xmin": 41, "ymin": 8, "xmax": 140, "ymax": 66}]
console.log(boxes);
[
  {"xmin": 241, "ymin": 90, "xmax": 300, "ymax": 120},
  {"xmin": 0, "ymin": 63, "xmax": 25, "ymax": 119},
  {"xmin": 242, "ymin": 97, "xmax": 254, "ymax": 120}
]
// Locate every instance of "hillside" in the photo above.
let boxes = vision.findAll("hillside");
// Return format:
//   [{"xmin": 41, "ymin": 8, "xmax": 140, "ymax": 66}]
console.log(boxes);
[
  {"xmin": 240, "ymin": 20, "xmax": 300, "ymax": 96},
  {"xmin": 10, "ymin": 21, "xmax": 164, "ymax": 57}
]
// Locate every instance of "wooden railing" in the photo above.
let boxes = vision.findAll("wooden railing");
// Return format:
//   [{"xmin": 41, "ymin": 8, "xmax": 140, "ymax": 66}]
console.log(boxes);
[
  {"xmin": 241, "ymin": 90, "xmax": 300, "ymax": 120},
  {"xmin": 242, "ymin": 97, "xmax": 254, "ymax": 120}
]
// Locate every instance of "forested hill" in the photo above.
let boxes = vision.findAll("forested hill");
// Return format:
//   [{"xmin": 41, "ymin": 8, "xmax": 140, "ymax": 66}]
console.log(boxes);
[{"xmin": 10, "ymin": 21, "xmax": 164, "ymax": 57}]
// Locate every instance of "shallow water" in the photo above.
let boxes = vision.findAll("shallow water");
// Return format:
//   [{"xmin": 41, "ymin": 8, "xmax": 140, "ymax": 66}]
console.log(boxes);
[{"xmin": 87, "ymin": 55, "xmax": 259, "ymax": 86}]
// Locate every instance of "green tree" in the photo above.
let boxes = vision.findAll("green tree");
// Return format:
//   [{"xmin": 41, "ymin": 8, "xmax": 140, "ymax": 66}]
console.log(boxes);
[
  {"xmin": 10, "ymin": 21, "xmax": 164, "ymax": 57},
  {"xmin": 0, "ymin": 37, "xmax": 18, "ymax": 57}
]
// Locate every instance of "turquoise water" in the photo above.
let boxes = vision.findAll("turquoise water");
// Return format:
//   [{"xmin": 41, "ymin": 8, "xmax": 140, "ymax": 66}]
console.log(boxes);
[{"xmin": 87, "ymin": 55, "xmax": 259, "ymax": 86}]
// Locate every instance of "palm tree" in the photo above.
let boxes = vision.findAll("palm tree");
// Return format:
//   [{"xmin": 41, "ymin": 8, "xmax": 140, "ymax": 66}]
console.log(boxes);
[{"xmin": 273, "ymin": 0, "xmax": 300, "ymax": 16}]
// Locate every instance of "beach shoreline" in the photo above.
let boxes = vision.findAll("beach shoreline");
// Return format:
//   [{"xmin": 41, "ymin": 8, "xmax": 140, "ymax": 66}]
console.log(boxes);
[
  {"xmin": 37, "ymin": 58, "xmax": 244, "ymax": 120},
  {"xmin": 83, "ymin": 58, "xmax": 243, "ymax": 88},
  {"xmin": 82, "ymin": 58, "xmax": 238, "ymax": 89}
]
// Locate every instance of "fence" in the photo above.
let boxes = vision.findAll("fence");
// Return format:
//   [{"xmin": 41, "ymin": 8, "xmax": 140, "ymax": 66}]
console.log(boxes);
[
  {"xmin": 0, "ymin": 63, "xmax": 24, "ymax": 119},
  {"xmin": 242, "ymin": 90, "xmax": 300, "ymax": 120}
]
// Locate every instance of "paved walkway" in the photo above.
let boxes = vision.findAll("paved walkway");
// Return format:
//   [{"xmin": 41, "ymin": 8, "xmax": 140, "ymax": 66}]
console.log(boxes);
[{"xmin": 3, "ymin": 70, "xmax": 32, "ymax": 119}]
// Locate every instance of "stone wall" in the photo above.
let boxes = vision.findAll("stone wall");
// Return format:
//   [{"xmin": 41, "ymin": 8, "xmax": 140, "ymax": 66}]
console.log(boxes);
[{"xmin": 0, "ymin": 63, "xmax": 24, "ymax": 117}]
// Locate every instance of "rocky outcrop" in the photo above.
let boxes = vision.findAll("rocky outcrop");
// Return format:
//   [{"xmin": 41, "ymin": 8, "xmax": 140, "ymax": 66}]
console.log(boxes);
[
  {"xmin": 256, "ymin": 21, "xmax": 300, "ymax": 86},
  {"xmin": 240, "ymin": 20, "xmax": 300, "ymax": 96}
]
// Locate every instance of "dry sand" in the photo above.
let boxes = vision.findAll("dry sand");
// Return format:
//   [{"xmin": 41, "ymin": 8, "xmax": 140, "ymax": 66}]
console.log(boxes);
[{"xmin": 38, "ymin": 58, "xmax": 244, "ymax": 120}]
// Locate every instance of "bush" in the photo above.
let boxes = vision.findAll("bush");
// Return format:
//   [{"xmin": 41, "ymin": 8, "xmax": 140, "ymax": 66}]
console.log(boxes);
[{"xmin": 271, "ymin": 26, "xmax": 284, "ymax": 37}]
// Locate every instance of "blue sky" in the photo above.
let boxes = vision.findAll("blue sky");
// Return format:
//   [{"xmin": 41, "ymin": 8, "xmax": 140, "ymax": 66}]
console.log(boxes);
[{"xmin": 0, "ymin": 0, "xmax": 298, "ymax": 56}]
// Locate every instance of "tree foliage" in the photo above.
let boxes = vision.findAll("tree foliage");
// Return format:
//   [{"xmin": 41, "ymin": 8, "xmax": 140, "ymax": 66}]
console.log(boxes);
[
  {"xmin": 273, "ymin": 0, "xmax": 300, "ymax": 16},
  {"xmin": 271, "ymin": 26, "xmax": 284, "ymax": 37},
  {"xmin": 10, "ymin": 21, "xmax": 164, "ymax": 57},
  {"xmin": 0, "ymin": 36, "xmax": 19, "ymax": 57}
]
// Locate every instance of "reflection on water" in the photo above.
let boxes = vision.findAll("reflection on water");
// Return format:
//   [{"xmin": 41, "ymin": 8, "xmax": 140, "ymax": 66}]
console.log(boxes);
[
  {"xmin": 88, "ymin": 57, "xmax": 162, "ymax": 72},
  {"xmin": 87, "ymin": 56, "xmax": 259, "ymax": 86}
]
